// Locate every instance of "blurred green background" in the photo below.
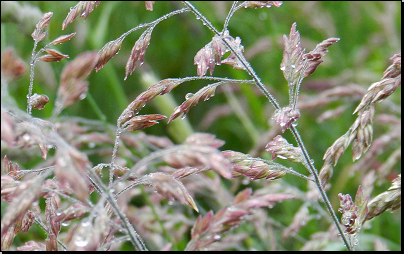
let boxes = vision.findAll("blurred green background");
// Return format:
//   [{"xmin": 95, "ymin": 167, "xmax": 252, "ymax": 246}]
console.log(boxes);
[{"xmin": 1, "ymin": 1, "xmax": 401, "ymax": 250}]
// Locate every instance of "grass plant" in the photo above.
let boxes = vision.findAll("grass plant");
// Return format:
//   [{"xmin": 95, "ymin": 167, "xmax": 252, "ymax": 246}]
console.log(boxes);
[{"xmin": 1, "ymin": 1, "xmax": 401, "ymax": 251}]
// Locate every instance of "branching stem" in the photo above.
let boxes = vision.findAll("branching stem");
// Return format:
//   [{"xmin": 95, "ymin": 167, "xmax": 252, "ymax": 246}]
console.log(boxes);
[
  {"xmin": 182, "ymin": 1, "xmax": 280, "ymax": 110},
  {"xmin": 183, "ymin": 1, "xmax": 351, "ymax": 250}
]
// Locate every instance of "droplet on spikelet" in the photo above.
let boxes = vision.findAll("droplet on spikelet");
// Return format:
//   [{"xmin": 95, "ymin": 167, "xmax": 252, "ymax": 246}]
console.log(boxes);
[{"xmin": 185, "ymin": 93, "xmax": 194, "ymax": 100}]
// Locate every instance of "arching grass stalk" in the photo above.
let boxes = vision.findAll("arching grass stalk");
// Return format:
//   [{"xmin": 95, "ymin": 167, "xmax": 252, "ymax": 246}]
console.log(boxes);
[{"xmin": 182, "ymin": 1, "xmax": 351, "ymax": 250}]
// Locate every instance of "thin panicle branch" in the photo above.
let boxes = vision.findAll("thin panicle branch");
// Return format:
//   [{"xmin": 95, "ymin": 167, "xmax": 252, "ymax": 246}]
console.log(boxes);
[
  {"xmin": 183, "ymin": 1, "xmax": 280, "ymax": 109},
  {"xmin": 96, "ymin": 8, "xmax": 190, "ymax": 75}
]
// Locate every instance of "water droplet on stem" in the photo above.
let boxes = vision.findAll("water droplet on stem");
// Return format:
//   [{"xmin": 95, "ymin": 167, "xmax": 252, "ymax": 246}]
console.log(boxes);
[{"xmin": 185, "ymin": 93, "xmax": 193, "ymax": 100}]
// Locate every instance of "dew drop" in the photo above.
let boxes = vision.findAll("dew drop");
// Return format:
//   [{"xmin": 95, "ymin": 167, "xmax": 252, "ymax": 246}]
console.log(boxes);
[
  {"xmin": 185, "ymin": 93, "xmax": 194, "ymax": 100},
  {"xmin": 259, "ymin": 12, "xmax": 267, "ymax": 20},
  {"xmin": 291, "ymin": 64, "xmax": 296, "ymax": 68},
  {"xmin": 74, "ymin": 237, "xmax": 88, "ymax": 247},
  {"xmin": 181, "ymin": 114, "xmax": 187, "ymax": 120},
  {"xmin": 196, "ymin": 16, "xmax": 200, "ymax": 20},
  {"xmin": 79, "ymin": 93, "xmax": 87, "ymax": 100},
  {"xmin": 242, "ymin": 179, "xmax": 250, "ymax": 185},
  {"xmin": 88, "ymin": 142, "xmax": 95, "ymax": 148},
  {"xmin": 81, "ymin": 220, "xmax": 91, "ymax": 227},
  {"xmin": 213, "ymin": 234, "xmax": 221, "ymax": 240},
  {"xmin": 61, "ymin": 221, "xmax": 70, "ymax": 227},
  {"xmin": 277, "ymin": 155, "xmax": 288, "ymax": 160},
  {"xmin": 280, "ymin": 66, "xmax": 286, "ymax": 71}
]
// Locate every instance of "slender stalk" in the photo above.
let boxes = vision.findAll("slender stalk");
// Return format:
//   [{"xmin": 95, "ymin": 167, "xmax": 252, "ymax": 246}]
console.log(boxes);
[
  {"xmin": 174, "ymin": 76, "xmax": 256, "ymax": 84},
  {"xmin": 28, "ymin": 40, "xmax": 59, "ymax": 115},
  {"xmin": 120, "ymin": 8, "xmax": 191, "ymax": 42},
  {"xmin": 27, "ymin": 40, "xmax": 39, "ymax": 115},
  {"xmin": 183, "ymin": 1, "xmax": 351, "ymax": 250},
  {"xmin": 223, "ymin": 1, "xmax": 238, "ymax": 31},
  {"xmin": 107, "ymin": 8, "xmax": 192, "ymax": 187},
  {"xmin": 109, "ymin": 127, "xmax": 122, "ymax": 186},
  {"xmin": 86, "ymin": 168, "xmax": 148, "ymax": 251},
  {"xmin": 291, "ymin": 60, "xmax": 308, "ymax": 110},
  {"xmin": 182, "ymin": 1, "xmax": 280, "ymax": 110},
  {"xmin": 289, "ymin": 126, "xmax": 351, "ymax": 250}
]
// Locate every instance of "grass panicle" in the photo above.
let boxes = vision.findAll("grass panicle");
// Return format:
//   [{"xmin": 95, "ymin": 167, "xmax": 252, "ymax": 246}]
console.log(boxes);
[{"xmin": 1, "ymin": 1, "xmax": 400, "ymax": 251}]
